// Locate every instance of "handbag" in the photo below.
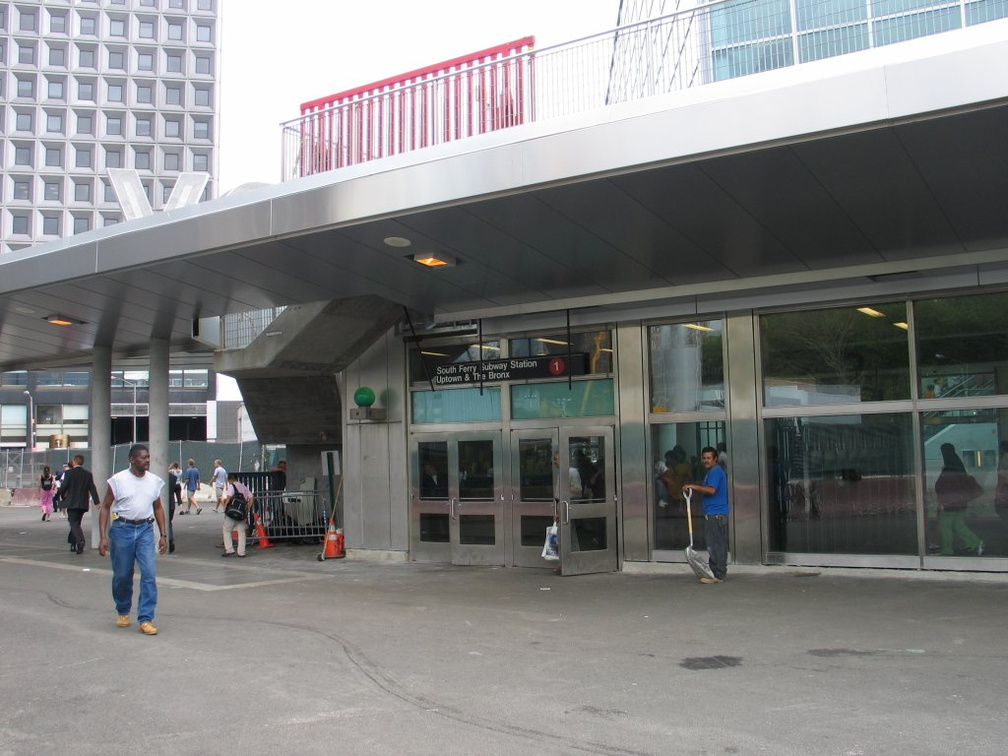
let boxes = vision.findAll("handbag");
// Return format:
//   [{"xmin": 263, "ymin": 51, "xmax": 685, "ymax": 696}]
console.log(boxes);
[{"xmin": 541, "ymin": 523, "xmax": 559, "ymax": 561}]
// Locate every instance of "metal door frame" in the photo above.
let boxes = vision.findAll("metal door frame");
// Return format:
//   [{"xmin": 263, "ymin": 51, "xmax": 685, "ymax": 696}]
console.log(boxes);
[
  {"xmin": 558, "ymin": 426, "xmax": 618, "ymax": 575},
  {"xmin": 509, "ymin": 428, "xmax": 560, "ymax": 568}
]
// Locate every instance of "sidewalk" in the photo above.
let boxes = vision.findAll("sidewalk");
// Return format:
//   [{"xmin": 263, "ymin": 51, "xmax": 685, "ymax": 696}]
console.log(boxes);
[{"xmin": 1, "ymin": 504, "xmax": 1005, "ymax": 755}]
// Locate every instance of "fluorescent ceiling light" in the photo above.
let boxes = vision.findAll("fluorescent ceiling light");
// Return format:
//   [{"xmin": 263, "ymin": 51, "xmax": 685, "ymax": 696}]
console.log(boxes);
[
  {"xmin": 470, "ymin": 343, "xmax": 500, "ymax": 351},
  {"xmin": 421, "ymin": 350, "xmax": 450, "ymax": 357},
  {"xmin": 857, "ymin": 307, "xmax": 885, "ymax": 317},
  {"xmin": 536, "ymin": 338, "xmax": 569, "ymax": 346},
  {"xmin": 893, "ymin": 322, "xmax": 909, "ymax": 330},
  {"xmin": 683, "ymin": 323, "xmax": 713, "ymax": 332}
]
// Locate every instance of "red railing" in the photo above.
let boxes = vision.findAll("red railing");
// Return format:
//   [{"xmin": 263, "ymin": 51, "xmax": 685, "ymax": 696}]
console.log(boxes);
[{"xmin": 293, "ymin": 37, "xmax": 535, "ymax": 176}]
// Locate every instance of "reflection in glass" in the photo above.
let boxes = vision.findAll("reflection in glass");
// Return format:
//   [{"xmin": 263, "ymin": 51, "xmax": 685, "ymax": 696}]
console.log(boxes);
[
  {"xmin": 922, "ymin": 409, "xmax": 1006, "ymax": 557},
  {"xmin": 409, "ymin": 341, "xmax": 501, "ymax": 387},
  {"xmin": 412, "ymin": 387, "xmax": 501, "ymax": 424},
  {"xmin": 652, "ymin": 422, "xmax": 725, "ymax": 550},
  {"xmin": 418, "ymin": 441, "xmax": 448, "ymax": 499},
  {"xmin": 765, "ymin": 413, "xmax": 916, "ymax": 554},
  {"xmin": 915, "ymin": 293, "xmax": 1008, "ymax": 400},
  {"xmin": 568, "ymin": 436, "xmax": 605, "ymax": 503},
  {"xmin": 761, "ymin": 303, "xmax": 910, "ymax": 406},
  {"xmin": 458, "ymin": 439, "xmax": 494, "ymax": 500},
  {"xmin": 570, "ymin": 517, "xmax": 607, "ymax": 551},
  {"xmin": 518, "ymin": 438, "xmax": 555, "ymax": 502},
  {"xmin": 419, "ymin": 513, "xmax": 449, "ymax": 542},
  {"xmin": 511, "ymin": 380, "xmax": 614, "ymax": 419},
  {"xmin": 521, "ymin": 514, "xmax": 555, "ymax": 547},
  {"xmin": 648, "ymin": 321, "xmax": 724, "ymax": 413},
  {"xmin": 509, "ymin": 330, "xmax": 612, "ymax": 375}
]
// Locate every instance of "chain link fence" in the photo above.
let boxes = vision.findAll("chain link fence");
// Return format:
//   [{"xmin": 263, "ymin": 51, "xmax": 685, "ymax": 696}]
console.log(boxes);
[{"xmin": 3, "ymin": 442, "xmax": 285, "ymax": 491}]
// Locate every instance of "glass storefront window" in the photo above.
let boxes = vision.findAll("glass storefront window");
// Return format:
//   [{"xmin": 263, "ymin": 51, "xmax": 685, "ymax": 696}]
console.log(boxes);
[
  {"xmin": 511, "ymin": 380, "xmax": 614, "ymax": 419},
  {"xmin": 649, "ymin": 321, "xmax": 724, "ymax": 413},
  {"xmin": 761, "ymin": 303, "xmax": 910, "ymax": 406},
  {"xmin": 411, "ymin": 387, "xmax": 501, "ymax": 424},
  {"xmin": 921, "ymin": 409, "xmax": 1006, "ymax": 557},
  {"xmin": 417, "ymin": 441, "xmax": 448, "ymax": 500},
  {"xmin": 651, "ymin": 421, "xmax": 726, "ymax": 551},
  {"xmin": 764, "ymin": 413, "xmax": 916, "ymax": 555},
  {"xmin": 915, "ymin": 293, "xmax": 1008, "ymax": 399},
  {"xmin": 509, "ymin": 330, "xmax": 612, "ymax": 376}
]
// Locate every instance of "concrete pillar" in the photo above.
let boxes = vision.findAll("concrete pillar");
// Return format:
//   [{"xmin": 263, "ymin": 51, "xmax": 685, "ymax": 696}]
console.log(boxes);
[
  {"xmin": 149, "ymin": 339, "xmax": 170, "ymax": 523},
  {"xmin": 90, "ymin": 345, "xmax": 112, "ymax": 547}
]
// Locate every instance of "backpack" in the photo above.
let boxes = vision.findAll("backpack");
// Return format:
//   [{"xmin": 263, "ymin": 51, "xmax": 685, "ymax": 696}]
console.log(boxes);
[
  {"xmin": 42, "ymin": 476, "xmax": 53, "ymax": 491},
  {"xmin": 224, "ymin": 487, "xmax": 248, "ymax": 521}
]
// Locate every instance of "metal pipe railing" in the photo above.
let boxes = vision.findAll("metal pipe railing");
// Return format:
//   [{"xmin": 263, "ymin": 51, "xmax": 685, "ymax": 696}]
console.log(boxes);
[{"xmin": 280, "ymin": 0, "xmax": 1004, "ymax": 180}]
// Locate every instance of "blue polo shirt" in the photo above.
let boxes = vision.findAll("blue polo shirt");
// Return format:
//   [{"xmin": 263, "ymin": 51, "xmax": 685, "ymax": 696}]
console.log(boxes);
[{"xmin": 702, "ymin": 464, "xmax": 729, "ymax": 515}]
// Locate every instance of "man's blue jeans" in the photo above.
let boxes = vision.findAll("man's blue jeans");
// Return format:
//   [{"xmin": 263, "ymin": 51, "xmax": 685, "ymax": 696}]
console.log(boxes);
[
  {"xmin": 108, "ymin": 520, "xmax": 158, "ymax": 623},
  {"xmin": 705, "ymin": 514, "xmax": 729, "ymax": 579}
]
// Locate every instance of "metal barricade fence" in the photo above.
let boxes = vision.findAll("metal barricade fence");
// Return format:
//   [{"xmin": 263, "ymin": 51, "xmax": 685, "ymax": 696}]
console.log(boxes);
[{"xmin": 249, "ymin": 490, "xmax": 328, "ymax": 545}]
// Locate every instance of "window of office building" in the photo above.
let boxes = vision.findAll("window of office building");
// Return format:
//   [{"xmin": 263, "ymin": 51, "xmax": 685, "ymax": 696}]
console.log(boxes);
[
  {"xmin": 11, "ymin": 213, "xmax": 31, "ymax": 235},
  {"xmin": 102, "ymin": 180, "xmax": 115, "ymax": 202},
  {"xmin": 164, "ymin": 117, "xmax": 181, "ymax": 137},
  {"xmin": 192, "ymin": 117, "xmax": 210, "ymax": 139},
  {"xmin": 167, "ymin": 21, "xmax": 183, "ymax": 40},
  {"xmin": 107, "ymin": 82, "xmax": 124, "ymax": 102},
  {"xmin": 12, "ymin": 179, "xmax": 32, "ymax": 200},
  {"xmin": 43, "ymin": 179, "xmax": 61, "ymax": 201},
  {"xmin": 165, "ymin": 51, "xmax": 183, "ymax": 73},
  {"xmin": 109, "ymin": 17, "xmax": 127, "ymax": 38},
  {"xmin": 16, "ymin": 111, "xmax": 33, "ymax": 131},
  {"xmin": 193, "ymin": 85, "xmax": 211, "ymax": 107},
  {"xmin": 79, "ymin": 15, "xmax": 97, "ymax": 36},
  {"xmin": 46, "ymin": 113, "xmax": 64, "ymax": 133},
  {"xmin": 47, "ymin": 78, "xmax": 65, "ymax": 100},
  {"xmin": 73, "ymin": 214, "xmax": 91, "ymax": 234},
  {"xmin": 195, "ymin": 22, "xmax": 213, "ymax": 42},
  {"xmin": 134, "ymin": 148, "xmax": 151, "ymax": 170},
  {"xmin": 16, "ymin": 76, "xmax": 35, "ymax": 98},
  {"xmin": 76, "ymin": 113, "xmax": 94, "ymax": 135},
  {"xmin": 75, "ymin": 145, "xmax": 93, "ymax": 168},
  {"xmin": 136, "ymin": 85, "xmax": 153, "ymax": 106},
  {"xmin": 164, "ymin": 151, "xmax": 181, "ymax": 171},
  {"xmin": 14, "ymin": 144, "xmax": 33, "ymax": 166},
  {"xmin": 648, "ymin": 320, "xmax": 725, "ymax": 413},
  {"xmin": 139, "ymin": 19, "xmax": 155, "ymax": 39},
  {"xmin": 73, "ymin": 180, "xmax": 92, "ymax": 202},
  {"xmin": 48, "ymin": 44, "xmax": 66, "ymax": 67},
  {"xmin": 198, "ymin": 0, "xmax": 214, "ymax": 10},
  {"xmin": 19, "ymin": 7, "xmax": 38, "ymax": 31},
  {"xmin": 137, "ymin": 51, "xmax": 154, "ymax": 71},
  {"xmin": 165, "ymin": 84, "xmax": 182, "ymax": 105},
  {"xmin": 44, "ymin": 146, "xmax": 63, "ymax": 167},
  {"xmin": 106, "ymin": 114, "xmax": 123, "ymax": 136},
  {"xmin": 78, "ymin": 46, "xmax": 95, "ymax": 68},
  {"xmin": 104, "ymin": 147, "xmax": 122, "ymax": 169},
  {"xmin": 18, "ymin": 41, "xmax": 36, "ymax": 64},
  {"xmin": 761, "ymin": 302, "xmax": 910, "ymax": 406},
  {"xmin": 108, "ymin": 50, "xmax": 126, "ymax": 70},
  {"xmin": 77, "ymin": 79, "xmax": 95, "ymax": 100},
  {"xmin": 49, "ymin": 10, "xmax": 68, "ymax": 34},
  {"xmin": 194, "ymin": 53, "xmax": 212, "ymax": 74},
  {"xmin": 42, "ymin": 214, "xmax": 61, "ymax": 235}
]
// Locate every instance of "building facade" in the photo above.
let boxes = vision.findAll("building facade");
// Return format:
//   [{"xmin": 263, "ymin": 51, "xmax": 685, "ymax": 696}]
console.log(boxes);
[{"xmin": 0, "ymin": 0, "xmax": 220, "ymax": 445}]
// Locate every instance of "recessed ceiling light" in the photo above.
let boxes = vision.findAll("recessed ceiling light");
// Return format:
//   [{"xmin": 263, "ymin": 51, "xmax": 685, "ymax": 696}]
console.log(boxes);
[
  {"xmin": 408, "ymin": 253, "xmax": 456, "ymax": 268},
  {"xmin": 384, "ymin": 236, "xmax": 412, "ymax": 248},
  {"xmin": 15, "ymin": 306, "xmax": 36, "ymax": 315},
  {"xmin": 44, "ymin": 314, "xmax": 85, "ymax": 326}
]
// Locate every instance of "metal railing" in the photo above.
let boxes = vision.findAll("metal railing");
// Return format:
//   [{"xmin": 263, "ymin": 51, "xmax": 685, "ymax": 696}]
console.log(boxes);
[{"xmin": 281, "ymin": 0, "xmax": 1005, "ymax": 180}]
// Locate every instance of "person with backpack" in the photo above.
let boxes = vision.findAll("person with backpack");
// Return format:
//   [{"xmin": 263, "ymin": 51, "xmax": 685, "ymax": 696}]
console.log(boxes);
[
  {"xmin": 220, "ymin": 472, "xmax": 254, "ymax": 558},
  {"xmin": 39, "ymin": 465, "xmax": 56, "ymax": 522}
]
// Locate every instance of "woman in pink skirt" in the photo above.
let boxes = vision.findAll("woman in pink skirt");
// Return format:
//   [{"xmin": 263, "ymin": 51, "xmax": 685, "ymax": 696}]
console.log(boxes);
[{"xmin": 39, "ymin": 465, "xmax": 55, "ymax": 522}]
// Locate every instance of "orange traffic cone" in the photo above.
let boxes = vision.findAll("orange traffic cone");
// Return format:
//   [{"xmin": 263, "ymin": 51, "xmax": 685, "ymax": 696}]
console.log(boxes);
[
  {"xmin": 253, "ymin": 511, "xmax": 274, "ymax": 549},
  {"xmin": 319, "ymin": 520, "xmax": 345, "ymax": 560}
]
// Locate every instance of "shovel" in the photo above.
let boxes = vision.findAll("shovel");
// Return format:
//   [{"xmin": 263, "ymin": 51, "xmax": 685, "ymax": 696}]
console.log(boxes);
[{"xmin": 684, "ymin": 489, "xmax": 715, "ymax": 580}]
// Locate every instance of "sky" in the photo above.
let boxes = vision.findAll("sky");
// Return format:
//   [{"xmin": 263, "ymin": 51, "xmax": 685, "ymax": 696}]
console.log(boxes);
[{"xmin": 217, "ymin": 0, "xmax": 619, "ymax": 193}]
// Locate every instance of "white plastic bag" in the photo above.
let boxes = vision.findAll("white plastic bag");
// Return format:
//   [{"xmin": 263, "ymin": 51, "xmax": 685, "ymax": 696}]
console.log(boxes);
[{"xmin": 541, "ymin": 523, "xmax": 559, "ymax": 561}]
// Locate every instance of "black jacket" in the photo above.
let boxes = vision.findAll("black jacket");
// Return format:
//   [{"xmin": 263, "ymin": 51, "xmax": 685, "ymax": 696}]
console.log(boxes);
[{"xmin": 54, "ymin": 466, "xmax": 101, "ymax": 511}]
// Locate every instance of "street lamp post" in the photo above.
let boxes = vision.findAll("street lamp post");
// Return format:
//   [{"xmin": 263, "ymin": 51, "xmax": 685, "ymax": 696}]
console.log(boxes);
[{"xmin": 23, "ymin": 390, "xmax": 33, "ymax": 452}]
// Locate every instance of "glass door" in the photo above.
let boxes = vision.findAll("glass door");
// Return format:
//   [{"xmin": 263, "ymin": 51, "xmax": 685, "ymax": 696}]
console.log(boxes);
[
  {"xmin": 558, "ymin": 427, "xmax": 617, "ymax": 575},
  {"xmin": 510, "ymin": 429, "xmax": 560, "ymax": 568},
  {"xmin": 411, "ymin": 432, "xmax": 504, "ymax": 565}
]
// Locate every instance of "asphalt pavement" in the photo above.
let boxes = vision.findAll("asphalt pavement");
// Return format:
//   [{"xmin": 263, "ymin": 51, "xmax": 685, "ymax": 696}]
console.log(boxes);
[{"xmin": 1, "ymin": 502, "xmax": 1006, "ymax": 756}]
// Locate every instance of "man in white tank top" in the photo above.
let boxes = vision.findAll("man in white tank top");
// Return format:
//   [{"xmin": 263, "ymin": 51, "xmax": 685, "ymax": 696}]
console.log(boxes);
[{"xmin": 98, "ymin": 444, "xmax": 167, "ymax": 636}]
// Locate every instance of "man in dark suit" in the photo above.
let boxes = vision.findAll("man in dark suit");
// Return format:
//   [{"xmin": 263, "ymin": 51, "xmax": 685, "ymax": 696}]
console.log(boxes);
[{"xmin": 53, "ymin": 454, "xmax": 100, "ymax": 554}]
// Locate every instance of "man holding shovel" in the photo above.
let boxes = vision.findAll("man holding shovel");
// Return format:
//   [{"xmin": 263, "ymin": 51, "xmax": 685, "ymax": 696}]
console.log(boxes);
[{"xmin": 683, "ymin": 446, "xmax": 730, "ymax": 584}]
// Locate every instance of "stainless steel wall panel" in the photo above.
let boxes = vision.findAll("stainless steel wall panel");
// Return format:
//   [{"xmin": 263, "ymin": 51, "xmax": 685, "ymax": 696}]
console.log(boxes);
[
  {"xmin": 725, "ymin": 313, "xmax": 763, "ymax": 564},
  {"xmin": 615, "ymin": 323, "xmax": 649, "ymax": 562}
]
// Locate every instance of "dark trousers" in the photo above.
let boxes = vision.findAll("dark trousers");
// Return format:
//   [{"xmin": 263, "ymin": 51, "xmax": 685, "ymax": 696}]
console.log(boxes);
[
  {"xmin": 67, "ymin": 508, "xmax": 87, "ymax": 549},
  {"xmin": 705, "ymin": 514, "xmax": 729, "ymax": 579}
]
